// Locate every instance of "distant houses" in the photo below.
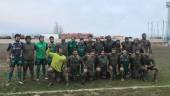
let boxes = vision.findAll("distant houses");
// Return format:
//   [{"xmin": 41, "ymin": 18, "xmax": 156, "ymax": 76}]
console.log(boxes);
[
  {"xmin": 59, "ymin": 33, "xmax": 93, "ymax": 39},
  {"xmin": 0, "ymin": 36, "xmax": 11, "ymax": 39}
]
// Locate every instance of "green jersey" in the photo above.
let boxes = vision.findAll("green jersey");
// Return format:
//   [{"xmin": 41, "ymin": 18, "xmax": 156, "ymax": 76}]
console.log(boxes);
[
  {"xmin": 97, "ymin": 55, "xmax": 109, "ymax": 68},
  {"xmin": 133, "ymin": 54, "xmax": 142, "ymax": 69},
  {"xmin": 83, "ymin": 55, "xmax": 96, "ymax": 71},
  {"xmin": 77, "ymin": 42, "xmax": 86, "ymax": 57},
  {"xmin": 49, "ymin": 43, "xmax": 57, "ymax": 53},
  {"xmin": 67, "ymin": 40, "xmax": 77, "ymax": 56},
  {"xmin": 35, "ymin": 42, "xmax": 48, "ymax": 59},
  {"xmin": 67, "ymin": 55, "xmax": 83, "ymax": 76},
  {"xmin": 58, "ymin": 42, "xmax": 67, "ymax": 56},
  {"xmin": 94, "ymin": 41, "xmax": 103, "ymax": 54},
  {"xmin": 120, "ymin": 54, "xmax": 130, "ymax": 73},
  {"xmin": 85, "ymin": 40, "xmax": 95, "ymax": 53}
]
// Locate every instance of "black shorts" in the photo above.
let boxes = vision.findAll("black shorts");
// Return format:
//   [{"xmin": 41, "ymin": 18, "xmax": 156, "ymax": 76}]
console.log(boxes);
[{"xmin": 35, "ymin": 59, "xmax": 47, "ymax": 65}]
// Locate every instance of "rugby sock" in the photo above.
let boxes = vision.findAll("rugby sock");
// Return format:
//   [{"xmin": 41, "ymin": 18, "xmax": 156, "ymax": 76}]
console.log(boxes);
[
  {"xmin": 42, "ymin": 65, "xmax": 46, "ymax": 77},
  {"xmin": 18, "ymin": 71, "xmax": 22, "ymax": 81},
  {"xmin": 23, "ymin": 67, "xmax": 27, "ymax": 80},
  {"xmin": 36, "ymin": 65, "xmax": 40, "ymax": 79},
  {"xmin": 8, "ymin": 71, "xmax": 13, "ymax": 81},
  {"xmin": 29, "ymin": 64, "xmax": 34, "ymax": 79},
  {"xmin": 154, "ymin": 69, "xmax": 158, "ymax": 81},
  {"xmin": 30, "ymin": 70, "xmax": 34, "ymax": 80}
]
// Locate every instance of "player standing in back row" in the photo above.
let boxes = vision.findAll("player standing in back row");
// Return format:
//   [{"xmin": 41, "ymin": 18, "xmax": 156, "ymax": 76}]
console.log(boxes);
[
  {"xmin": 6, "ymin": 34, "xmax": 24, "ymax": 86},
  {"xmin": 22, "ymin": 36, "xmax": 35, "ymax": 81},
  {"xmin": 47, "ymin": 36, "xmax": 57, "ymax": 67},
  {"xmin": 140, "ymin": 33, "xmax": 152, "ymax": 54},
  {"xmin": 103, "ymin": 35, "xmax": 115, "ymax": 54},
  {"xmin": 85, "ymin": 35, "xmax": 95, "ymax": 53},
  {"xmin": 34, "ymin": 36, "xmax": 48, "ymax": 81},
  {"xmin": 67, "ymin": 37, "xmax": 77, "ymax": 56}
]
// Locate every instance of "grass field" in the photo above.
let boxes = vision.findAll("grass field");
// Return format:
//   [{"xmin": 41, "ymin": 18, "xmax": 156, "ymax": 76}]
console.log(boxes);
[
  {"xmin": 4, "ymin": 87, "xmax": 170, "ymax": 96},
  {"xmin": 0, "ymin": 44, "xmax": 170, "ymax": 96}
]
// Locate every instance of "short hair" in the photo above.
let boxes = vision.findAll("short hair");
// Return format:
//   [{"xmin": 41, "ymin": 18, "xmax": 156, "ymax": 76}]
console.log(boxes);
[
  {"xmin": 105, "ymin": 35, "xmax": 111, "ymax": 39},
  {"xmin": 116, "ymin": 40, "xmax": 120, "ymax": 42},
  {"xmin": 80, "ymin": 38, "xmax": 84, "ymax": 40},
  {"xmin": 61, "ymin": 39, "xmax": 65, "ymax": 42},
  {"xmin": 15, "ymin": 34, "xmax": 21, "ymax": 38},
  {"xmin": 125, "ymin": 37, "xmax": 129, "ymax": 39},
  {"xmin": 88, "ymin": 35, "xmax": 93, "ymax": 38},
  {"xmin": 39, "ymin": 35, "xmax": 44, "ymax": 39},
  {"xmin": 25, "ymin": 36, "xmax": 31, "ymax": 40},
  {"xmin": 49, "ymin": 36, "xmax": 54, "ymax": 39},
  {"xmin": 96, "ymin": 37, "xmax": 100, "ymax": 40},
  {"xmin": 142, "ymin": 33, "xmax": 146, "ymax": 36}
]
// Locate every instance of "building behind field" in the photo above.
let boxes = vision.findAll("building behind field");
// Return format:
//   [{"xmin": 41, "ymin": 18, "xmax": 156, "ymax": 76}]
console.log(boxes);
[
  {"xmin": 59, "ymin": 33, "xmax": 93, "ymax": 39},
  {"xmin": 40, "ymin": 33, "xmax": 59, "ymax": 39}
]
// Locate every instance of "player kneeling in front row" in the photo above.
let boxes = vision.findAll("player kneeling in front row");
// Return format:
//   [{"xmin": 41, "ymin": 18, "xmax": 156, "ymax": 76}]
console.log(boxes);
[
  {"xmin": 96, "ymin": 50, "xmax": 109, "ymax": 79},
  {"xmin": 142, "ymin": 53, "xmax": 158, "ymax": 82},
  {"xmin": 66, "ymin": 50, "xmax": 84, "ymax": 85},
  {"xmin": 81, "ymin": 50, "xmax": 96, "ymax": 84},
  {"xmin": 46, "ymin": 45, "xmax": 66, "ymax": 86},
  {"xmin": 120, "ymin": 50, "xmax": 131, "ymax": 81},
  {"xmin": 131, "ymin": 49, "xmax": 146, "ymax": 80},
  {"xmin": 108, "ymin": 49, "xmax": 119, "ymax": 80}
]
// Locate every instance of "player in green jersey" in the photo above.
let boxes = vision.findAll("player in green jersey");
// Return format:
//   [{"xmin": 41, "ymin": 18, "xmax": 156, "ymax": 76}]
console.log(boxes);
[{"xmin": 34, "ymin": 36, "xmax": 48, "ymax": 81}]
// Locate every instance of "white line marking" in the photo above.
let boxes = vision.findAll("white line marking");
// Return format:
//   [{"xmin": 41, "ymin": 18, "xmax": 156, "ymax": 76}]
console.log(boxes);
[{"xmin": 1, "ymin": 85, "xmax": 170, "ymax": 95}]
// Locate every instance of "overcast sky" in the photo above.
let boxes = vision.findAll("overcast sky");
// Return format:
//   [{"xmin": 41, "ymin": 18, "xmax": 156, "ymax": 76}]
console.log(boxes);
[{"xmin": 0, "ymin": 0, "xmax": 168, "ymax": 37}]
